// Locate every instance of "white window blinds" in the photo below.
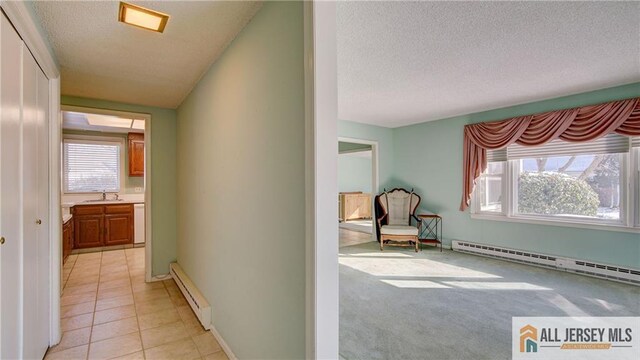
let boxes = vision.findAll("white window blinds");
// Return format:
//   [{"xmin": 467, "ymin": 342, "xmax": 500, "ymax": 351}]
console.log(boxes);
[
  {"xmin": 486, "ymin": 148, "xmax": 507, "ymax": 162},
  {"xmin": 507, "ymin": 134, "xmax": 630, "ymax": 159},
  {"xmin": 632, "ymin": 136, "xmax": 640, "ymax": 148},
  {"xmin": 64, "ymin": 139, "xmax": 121, "ymax": 193}
]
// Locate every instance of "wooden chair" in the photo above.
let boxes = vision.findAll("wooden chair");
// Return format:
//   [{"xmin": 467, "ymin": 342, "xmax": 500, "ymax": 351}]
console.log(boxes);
[{"xmin": 376, "ymin": 188, "xmax": 421, "ymax": 252}]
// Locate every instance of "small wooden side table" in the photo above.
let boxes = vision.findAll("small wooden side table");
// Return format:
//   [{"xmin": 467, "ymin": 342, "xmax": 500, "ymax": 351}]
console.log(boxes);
[{"xmin": 417, "ymin": 214, "xmax": 442, "ymax": 252}]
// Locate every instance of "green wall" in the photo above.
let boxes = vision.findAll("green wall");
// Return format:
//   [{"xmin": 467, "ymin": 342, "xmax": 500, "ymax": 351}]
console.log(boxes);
[
  {"xmin": 62, "ymin": 129, "xmax": 144, "ymax": 193},
  {"xmin": 390, "ymin": 83, "xmax": 640, "ymax": 268},
  {"xmin": 338, "ymin": 120, "xmax": 394, "ymax": 192},
  {"xmin": 175, "ymin": 2, "xmax": 305, "ymax": 358},
  {"xmin": 61, "ymin": 96, "xmax": 177, "ymax": 276},
  {"xmin": 338, "ymin": 154, "xmax": 372, "ymax": 193}
]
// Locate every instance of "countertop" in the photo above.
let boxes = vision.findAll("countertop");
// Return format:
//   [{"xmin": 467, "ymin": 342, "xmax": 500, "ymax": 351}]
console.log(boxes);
[{"xmin": 66, "ymin": 200, "xmax": 144, "ymax": 206}]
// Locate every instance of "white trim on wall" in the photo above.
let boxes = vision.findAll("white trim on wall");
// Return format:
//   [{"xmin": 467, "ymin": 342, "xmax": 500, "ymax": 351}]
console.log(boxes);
[
  {"xmin": 48, "ymin": 78, "xmax": 62, "ymax": 347},
  {"xmin": 305, "ymin": 1, "xmax": 340, "ymax": 358}
]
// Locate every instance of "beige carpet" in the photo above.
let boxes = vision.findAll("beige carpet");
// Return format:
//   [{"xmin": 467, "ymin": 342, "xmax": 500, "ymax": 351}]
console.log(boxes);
[{"xmin": 339, "ymin": 242, "xmax": 640, "ymax": 360}]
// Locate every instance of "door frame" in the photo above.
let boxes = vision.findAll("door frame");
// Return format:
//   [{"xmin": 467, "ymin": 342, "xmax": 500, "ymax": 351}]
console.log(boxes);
[
  {"xmin": 338, "ymin": 137, "xmax": 379, "ymax": 241},
  {"xmin": 60, "ymin": 105, "xmax": 153, "ymax": 280}
]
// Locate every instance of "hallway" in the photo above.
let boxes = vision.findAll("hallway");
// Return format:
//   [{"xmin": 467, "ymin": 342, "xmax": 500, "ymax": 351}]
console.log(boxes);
[{"xmin": 47, "ymin": 248, "xmax": 228, "ymax": 359}]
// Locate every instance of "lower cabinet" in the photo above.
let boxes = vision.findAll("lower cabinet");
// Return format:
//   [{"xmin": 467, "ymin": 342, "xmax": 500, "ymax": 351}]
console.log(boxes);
[
  {"xmin": 72, "ymin": 204, "xmax": 134, "ymax": 249},
  {"xmin": 62, "ymin": 219, "xmax": 74, "ymax": 263}
]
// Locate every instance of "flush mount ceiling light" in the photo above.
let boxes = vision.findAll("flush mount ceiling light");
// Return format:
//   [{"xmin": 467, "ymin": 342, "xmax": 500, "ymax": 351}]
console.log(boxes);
[{"xmin": 118, "ymin": 2, "xmax": 169, "ymax": 33}]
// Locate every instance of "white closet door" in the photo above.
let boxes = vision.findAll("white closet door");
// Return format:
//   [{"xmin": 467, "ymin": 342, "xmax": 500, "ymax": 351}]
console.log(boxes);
[
  {"xmin": 0, "ymin": 13, "xmax": 24, "ymax": 360},
  {"xmin": 22, "ymin": 36, "xmax": 40, "ymax": 360},
  {"xmin": 22, "ymin": 41, "xmax": 50, "ymax": 360}
]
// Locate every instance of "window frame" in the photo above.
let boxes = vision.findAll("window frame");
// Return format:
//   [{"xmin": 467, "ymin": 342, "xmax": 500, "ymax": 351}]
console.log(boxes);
[
  {"xmin": 472, "ymin": 162, "xmax": 506, "ymax": 216},
  {"xmin": 471, "ymin": 140, "xmax": 640, "ymax": 234},
  {"xmin": 62, "ymin": 134, "xmax": 125, "ymax": 194}
]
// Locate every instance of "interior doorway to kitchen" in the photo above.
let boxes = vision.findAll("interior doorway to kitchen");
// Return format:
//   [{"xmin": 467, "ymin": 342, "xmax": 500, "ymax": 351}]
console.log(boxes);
[{"xmin": 59, "ymin": 106, "xmax": 153, "ymax": 284}]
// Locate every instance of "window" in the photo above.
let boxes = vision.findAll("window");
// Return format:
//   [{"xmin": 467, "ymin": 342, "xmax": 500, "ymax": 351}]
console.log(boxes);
[
  {"xmin": 472, "ymin": 134, "xmax": 640, "ymax": 231},
  {"xmin": 516, "ymin": 154, "xmax": 623, "ymax": 221},
  {"xmin": 64, "ymin": 138, "xmax": 122, "ymax": 193},
  {"xmin": 477, "ymin": 162, "xmax": 504, "ymax": 213}
]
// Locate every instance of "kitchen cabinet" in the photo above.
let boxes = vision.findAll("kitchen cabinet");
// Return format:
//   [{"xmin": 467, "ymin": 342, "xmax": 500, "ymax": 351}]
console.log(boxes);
[
  {"xmin": 72, "ymin": 204, "xmax": 134, "ymax": 249},
  {"xmin": 128, "ymin": 133, "xmax": 144, "ymax": 177},
  {"xmin": 339, "ymin": 192, "xmax": 372, "ymax": 221},
  {"xmin": 62, "ymin": 219, "xmax": 74, "ymax": 263}
]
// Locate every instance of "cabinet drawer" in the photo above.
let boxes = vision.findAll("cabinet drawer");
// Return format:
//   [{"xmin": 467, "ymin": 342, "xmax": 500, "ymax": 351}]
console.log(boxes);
[
  {"xmin": 105, "ymin": 204, "xmax": 133, "ymax": 214},
  {"xmin": 73, "ymin": 205, "xmax": 104, "ymax": 215}
]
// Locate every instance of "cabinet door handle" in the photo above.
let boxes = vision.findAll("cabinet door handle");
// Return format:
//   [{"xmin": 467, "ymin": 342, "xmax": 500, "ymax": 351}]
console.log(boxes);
[
  {"xmin": 0, "ymin": 236, "xmax": 5, "ymax": 245},
  {"xmin": 36, "ymin": 219, "xmax": 42, "ymax": 225}
]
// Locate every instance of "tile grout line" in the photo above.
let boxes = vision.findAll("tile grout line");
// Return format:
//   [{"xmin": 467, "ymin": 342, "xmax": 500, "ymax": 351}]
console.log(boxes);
[
  {"xmin": 84, "ymin": 250, "xmax": 103, "ymax": 360},
  {"xmin": 126, "ymin": 246, "xmax": 146, "ymax": 360}
]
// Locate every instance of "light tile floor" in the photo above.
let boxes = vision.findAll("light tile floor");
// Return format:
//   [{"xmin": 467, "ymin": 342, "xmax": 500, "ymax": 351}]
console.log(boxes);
[{"xmin": 48, "ymin": 248, "xmax": 229, "ymax": 360}]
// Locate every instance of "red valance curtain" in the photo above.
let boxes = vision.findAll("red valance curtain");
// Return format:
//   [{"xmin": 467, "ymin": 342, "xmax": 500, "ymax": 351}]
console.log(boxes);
[{"xmin": 460, "ymin": 97, "xmax": 640, "ymax": 211}]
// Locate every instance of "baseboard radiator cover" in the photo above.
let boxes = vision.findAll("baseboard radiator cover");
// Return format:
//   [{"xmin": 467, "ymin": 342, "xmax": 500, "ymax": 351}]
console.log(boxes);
[
  {"xmin": 452, "ymin": 240, "xmax": 640, "ymax": 286},
  {"xmin": 169, "ymin": 262, "xmax": 212, "ymax": 329}
]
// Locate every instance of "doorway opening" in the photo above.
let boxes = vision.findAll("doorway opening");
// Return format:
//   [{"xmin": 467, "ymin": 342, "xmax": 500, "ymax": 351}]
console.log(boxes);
[
  {"xmin": 59, "ymin": 105, "xmax": 153, "ymax": 288},
  {"xmin": 338, "ymin": 138, "xmax": 379, "ymax": 247}
]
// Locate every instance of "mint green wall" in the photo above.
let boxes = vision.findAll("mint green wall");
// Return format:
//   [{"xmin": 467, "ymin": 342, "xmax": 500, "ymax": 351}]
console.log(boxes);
[
  {"xmin": 61, "ymin": 96, "xmax": 177, "ymax": 276},
  {"xmin": 62, "ymin": 129, "xmax": 145, "ymax": 194},
  {"xmin": 175, "ymin": 2, "xmax": 305, "ymax": 358},
  {"xmin": 391, "ymin": 83, "xmax": 640, "ymax": 268},
  {"xmin": 338, "ymin": 154, "xmax": 372, "ymax": 193},
  {"xmin": 338, "ymin": 120, "xmax": 394, "ymax": 192}
]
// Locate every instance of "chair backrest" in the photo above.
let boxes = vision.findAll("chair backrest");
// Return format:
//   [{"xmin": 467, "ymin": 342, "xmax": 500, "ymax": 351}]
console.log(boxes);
[{"xmin": 377, "ymin": 188, "xmax": 421, "ymax": 225}]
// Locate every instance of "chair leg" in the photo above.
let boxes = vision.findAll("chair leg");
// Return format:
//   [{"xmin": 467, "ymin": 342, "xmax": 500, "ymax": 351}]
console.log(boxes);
[
  {"xmin": 380, "ymin": 236, "xmax": 384, "ymax": 251},
  {"xmin": 414, "ymin": 237, "xmax": 418, "ymax": 252}
]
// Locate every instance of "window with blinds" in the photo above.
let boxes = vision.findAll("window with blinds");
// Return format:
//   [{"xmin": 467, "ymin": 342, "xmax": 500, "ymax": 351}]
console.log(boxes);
[
  {"xmin": 63, "ymin": 139, "xmax": 121, "ymax": 193},
  {"xmin": 474, "ymin": 135, "xmax": 640, "ymax": 230}
]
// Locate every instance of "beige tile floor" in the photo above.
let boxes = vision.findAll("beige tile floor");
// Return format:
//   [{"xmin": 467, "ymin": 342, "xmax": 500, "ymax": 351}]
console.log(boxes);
[{"xmin": 48, "ymin": 247, "xmax": 229, "ymax": 360}]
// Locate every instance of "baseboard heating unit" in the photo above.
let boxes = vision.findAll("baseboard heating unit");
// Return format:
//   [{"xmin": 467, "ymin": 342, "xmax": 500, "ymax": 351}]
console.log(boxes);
[
  {"xmin": 169, "ymin": 262, "xmax": 212, "ymax": 329},
  {"xmin": 452, "ymin": 240, "xmax": 640, "ymax": 286}
]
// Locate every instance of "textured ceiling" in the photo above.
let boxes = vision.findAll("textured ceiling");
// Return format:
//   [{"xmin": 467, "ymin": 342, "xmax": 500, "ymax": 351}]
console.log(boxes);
[
  {"xmin": 337, "ymin": 1, "xmax": 640, "ymax": 128},
  {"xmin": 32, "ymin": 1, "xmax": 262, "ymax": 109}
]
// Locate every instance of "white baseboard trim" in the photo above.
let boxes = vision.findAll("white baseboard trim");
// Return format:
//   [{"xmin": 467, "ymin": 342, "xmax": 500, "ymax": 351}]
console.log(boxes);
[
  {"xmin": 209, "ymin": 325, "xmax": 237, "ymax": 360},
  {"xmin": 149, "ymin": 274, "xmax": 171, "ymax": 282}
]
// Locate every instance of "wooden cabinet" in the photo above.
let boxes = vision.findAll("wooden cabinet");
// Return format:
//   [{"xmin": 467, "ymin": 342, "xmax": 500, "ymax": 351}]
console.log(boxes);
[
  {"xmin": 62, "ymin": 219, "xmax": 73, "ymax": 263},
  {"xmin": 339, "ymin": 192, "xmax": 372, "ymax": 221},
  {"xmin": 128, "ymin": 133, "xmax": 144, "ymax": 177},
  {"xmin": 72, "ymin": 204, "xmax": 134, "ymax": 249}
]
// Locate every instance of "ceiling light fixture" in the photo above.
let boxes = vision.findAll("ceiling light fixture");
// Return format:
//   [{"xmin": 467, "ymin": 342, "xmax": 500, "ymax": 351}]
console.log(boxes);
[
  {"xmin": 131, "ymin": 119, "xmax": 145, "ymax": 130},
  {"xmin": 118, "ymin": 2, "xmax": 169, "ymax": 33},
  {"xmin": 86, "ymin": 114, "xmax": 134, "ymax": 128}
]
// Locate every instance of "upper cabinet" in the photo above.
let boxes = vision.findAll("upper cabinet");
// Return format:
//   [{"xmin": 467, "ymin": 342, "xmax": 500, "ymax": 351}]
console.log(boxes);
[{"xmin": 128, "ymin": 133, "xmax": 144, "ymax": 177}]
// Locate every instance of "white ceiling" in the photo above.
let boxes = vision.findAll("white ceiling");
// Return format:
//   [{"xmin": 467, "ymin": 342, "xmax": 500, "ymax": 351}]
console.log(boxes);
[
  {"xmin": 337, "ymin": 1, "xmax": 640, "ymax": 128},
  {"xmin": 32, "ymin": 1, "xmax": 262, "ymax": 109}
]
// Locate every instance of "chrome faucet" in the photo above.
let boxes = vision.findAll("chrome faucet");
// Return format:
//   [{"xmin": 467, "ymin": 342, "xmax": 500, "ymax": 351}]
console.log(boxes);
[
  {"xmin": 101, "ymin": 190, "xmax": 107, "ymax": 201},
  {"xmin": 113, "ymin": 193, "xmax": 119, "ymax": 201}
]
